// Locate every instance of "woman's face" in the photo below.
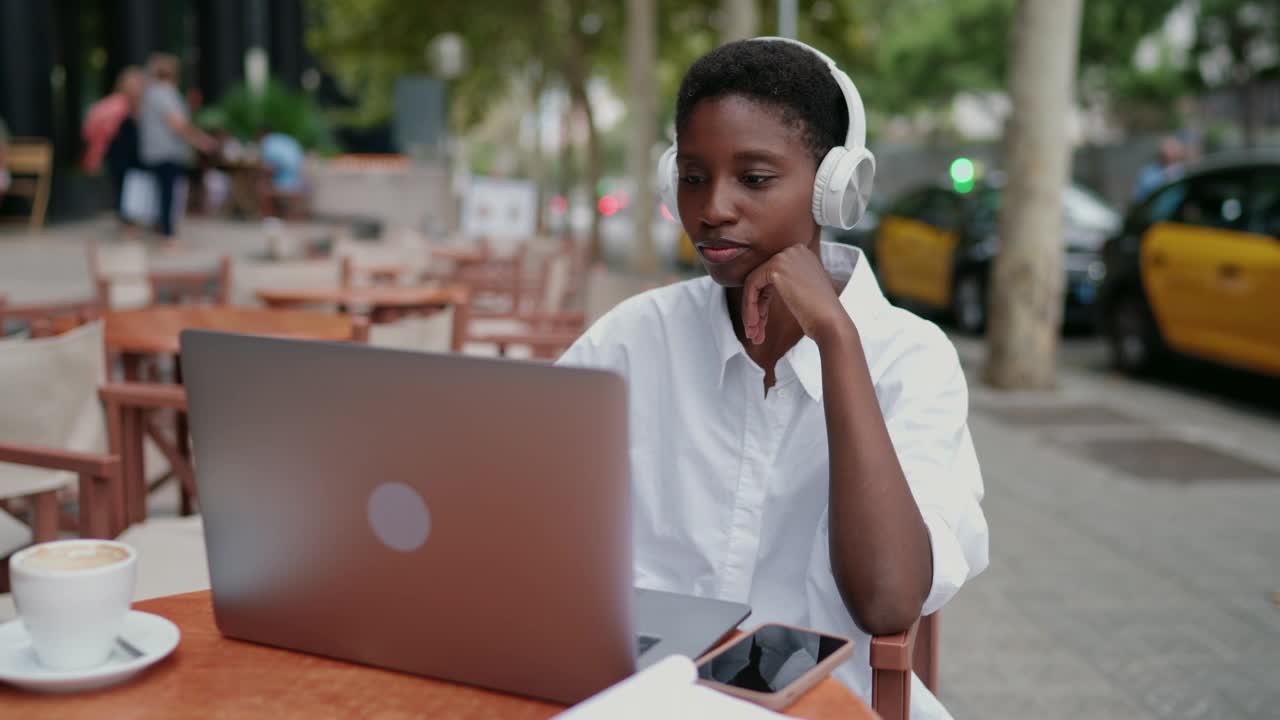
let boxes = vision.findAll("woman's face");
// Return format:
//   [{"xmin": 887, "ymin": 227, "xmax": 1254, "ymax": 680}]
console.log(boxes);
[{"xmin": 676, "ymin": 95, "xmax": 820, "ymax": 287}]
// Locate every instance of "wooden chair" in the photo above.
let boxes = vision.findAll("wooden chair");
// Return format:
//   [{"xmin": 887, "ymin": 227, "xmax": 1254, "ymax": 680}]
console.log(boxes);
[
  {"xmin": 230, "ymin": 256, "xmax": 343, "ymax": 309},
  {"xmin": 870, "ymin": 613, "xmax": 940, "ymax": 720},
  {"xmin": 0, "ymin": 321, "xmax": 122, "ymax": 555},
  {"xmin": 0, "ymin": 298, "xmax": 102, "ymax": 339},
  {"xmin": 462, "ymin": 248, "xmax": 586, "ymax": 360},
  {"xmin": 88, "ymin": 239, "xmax": 232, "ymax": 309},
  {"xmin": 335, "ymin": 234, "xmax": 420, "ymax": 288},
  {"xmin": 4, "ymin": 138, "xmax": 53, "ymax": 230},
  {"xmin": 444, "ymin": 242, "xmax": 528, "ymax": 313},
  {"xmin": 99, "ymin": 317, "xmax": 369, "ymax": 528}
]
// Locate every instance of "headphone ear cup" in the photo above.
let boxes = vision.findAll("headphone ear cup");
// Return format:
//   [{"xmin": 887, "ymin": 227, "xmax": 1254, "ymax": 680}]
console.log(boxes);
[
  {"xmin": 656, "ymin": 145, "xmax": 680, "ymax": 223},
  {"xmin": 812, "ymin": 146, "xmax": 876, "ymax": 230}
]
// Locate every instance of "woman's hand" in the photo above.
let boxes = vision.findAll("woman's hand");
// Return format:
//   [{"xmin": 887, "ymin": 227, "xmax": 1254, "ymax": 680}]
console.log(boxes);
[{"xmin": 741, "ymin": 245, "xmax": 849, "ymax": 345}]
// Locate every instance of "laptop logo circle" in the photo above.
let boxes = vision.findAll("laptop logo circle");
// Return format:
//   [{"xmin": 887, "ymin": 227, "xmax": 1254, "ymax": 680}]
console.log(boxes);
[{"xmin": 367, "ymin": 482, "xmax": 431, "ymax": 552}]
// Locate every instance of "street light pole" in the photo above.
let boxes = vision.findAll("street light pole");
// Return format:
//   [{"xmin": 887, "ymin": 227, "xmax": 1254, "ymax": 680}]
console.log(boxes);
[{"xmin": 778, "ymin": 0, "xmax": 797, "ymax": 39}]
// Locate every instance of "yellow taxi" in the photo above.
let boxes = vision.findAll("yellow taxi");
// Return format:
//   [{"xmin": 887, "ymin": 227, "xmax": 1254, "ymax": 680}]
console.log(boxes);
[{"xmin": 1098, "ymin": 153, "xmax": 1280, "ymax": 377}]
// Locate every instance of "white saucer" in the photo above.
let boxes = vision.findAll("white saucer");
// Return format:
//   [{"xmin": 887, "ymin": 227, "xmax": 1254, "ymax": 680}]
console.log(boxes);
[{"xmin": 0, "ymin": 610, "xmax": 180, "ymax": 693}]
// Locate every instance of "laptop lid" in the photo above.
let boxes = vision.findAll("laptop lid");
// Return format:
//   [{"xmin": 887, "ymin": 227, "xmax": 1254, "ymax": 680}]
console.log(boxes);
[{"xmin": 181, "ymin": 330, "xmax": 635, "ymax": 704}]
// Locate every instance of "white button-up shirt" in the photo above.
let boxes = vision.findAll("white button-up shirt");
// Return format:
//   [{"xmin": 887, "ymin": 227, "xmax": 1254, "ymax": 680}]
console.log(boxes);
[{"xmin": 558, "ymin": 243, "xmax": 988, "ymax": 719}]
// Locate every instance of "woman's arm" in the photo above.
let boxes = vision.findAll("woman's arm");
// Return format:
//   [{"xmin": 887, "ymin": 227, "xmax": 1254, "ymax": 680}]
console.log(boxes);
[
  {"xmin": 813, "ymin": 317, "xmax": 932, "ymax": 635},
  {"xmin": 740, "ymin": 245, "xmax": 931, "ymax": 635}
]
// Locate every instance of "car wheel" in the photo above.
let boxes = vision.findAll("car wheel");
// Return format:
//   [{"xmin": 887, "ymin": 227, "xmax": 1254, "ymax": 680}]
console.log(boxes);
[
  {"xmin": 1108, "ymin": 293, "xmax": 1163, "ymax": 374},
  {"xmin": 951, "ymin": 273, "xmax": 986, "ymax": 335}
]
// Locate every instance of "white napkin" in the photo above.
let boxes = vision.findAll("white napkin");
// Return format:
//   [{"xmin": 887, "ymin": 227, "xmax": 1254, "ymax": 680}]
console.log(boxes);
[{"xmin": 555, "ymin": 655, "xmax": 786, "ymax": 720}]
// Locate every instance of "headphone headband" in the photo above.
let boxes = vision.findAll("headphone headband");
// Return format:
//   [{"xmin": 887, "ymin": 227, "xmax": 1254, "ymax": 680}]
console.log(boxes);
[{"xmin": 750, "ymin": 36, "xmax": 866, "ymax": 149}]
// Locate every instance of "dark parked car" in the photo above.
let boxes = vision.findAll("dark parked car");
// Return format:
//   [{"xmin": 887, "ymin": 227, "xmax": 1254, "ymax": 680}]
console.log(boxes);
[{"xmin": 872, "ymin": 178, "xmax": 1119, "ymax": 333}]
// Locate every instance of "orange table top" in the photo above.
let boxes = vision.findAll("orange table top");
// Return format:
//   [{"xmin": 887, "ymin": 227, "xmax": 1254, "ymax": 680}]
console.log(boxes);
[
  {"xmin": 256, "ymin": 285, "xmax": 467, "ymax": 309},
  {"xmin": 104, "ymin": 306, "xmax": 357, "ymax": 355},
  {"xmin": 1, "ymin": 591, "xmax": 879, "ymax": 719}
]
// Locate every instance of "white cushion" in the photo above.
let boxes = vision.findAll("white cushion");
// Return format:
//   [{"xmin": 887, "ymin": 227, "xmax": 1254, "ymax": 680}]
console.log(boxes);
[{"xmin": 0, "ymin": 322, "xmax": 106, "ymax": 501}]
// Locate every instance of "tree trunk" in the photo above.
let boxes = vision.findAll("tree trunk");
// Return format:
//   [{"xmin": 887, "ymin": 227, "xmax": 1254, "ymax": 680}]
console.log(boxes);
[
  {"xmin": 564, "ymin": 9, "xmax": 603, "ymax": 260},
  {"xmin": 983, "ymin": 0, "xmax": 1083, "ymax": 390},
  {"xmin": 720, "ymin": 0, "xmax": 758, "ymax": 44},
  {"xmin": 529, "ymin": 70, "xmax": 549, "ymax": 236},
  {"xmin": 627, "ymin": 0, "xmax": 658, "ymax": 274}
]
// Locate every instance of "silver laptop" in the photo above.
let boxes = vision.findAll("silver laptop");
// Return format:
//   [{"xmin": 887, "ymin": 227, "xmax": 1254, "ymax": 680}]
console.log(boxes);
[{"xmin": 180, "ymin": 330, "xmax": 750, "ymax": 704}]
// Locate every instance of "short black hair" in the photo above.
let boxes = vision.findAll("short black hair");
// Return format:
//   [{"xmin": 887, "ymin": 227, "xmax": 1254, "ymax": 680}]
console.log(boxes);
[{"xmin": 675, "ymin": 39, "xmax": 849, "ymax": 165}]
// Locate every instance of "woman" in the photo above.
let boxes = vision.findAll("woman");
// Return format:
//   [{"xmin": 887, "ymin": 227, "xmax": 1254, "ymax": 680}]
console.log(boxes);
[{"xmin": 557, "ymin": 39, "xmax": 988, "ymax": 719}]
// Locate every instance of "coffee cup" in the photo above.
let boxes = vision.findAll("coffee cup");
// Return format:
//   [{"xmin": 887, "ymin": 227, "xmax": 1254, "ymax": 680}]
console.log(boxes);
[{"xmin": 10, "ymin": 539, "xmax": 137, "ymax": 670}]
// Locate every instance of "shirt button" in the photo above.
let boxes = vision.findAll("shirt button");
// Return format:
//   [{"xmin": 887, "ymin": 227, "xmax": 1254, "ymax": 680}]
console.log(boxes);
[{"xmin": 777, "ymin": 388, "xmax": 787, "ymax": 398}]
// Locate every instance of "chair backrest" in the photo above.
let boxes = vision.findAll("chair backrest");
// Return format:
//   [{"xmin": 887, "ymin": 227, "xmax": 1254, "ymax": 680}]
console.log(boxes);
[
  {"xmin": 540, "ymin": 252, "xmax": 573, "ymax": 313},
  {"xmin": 230, "ymin": 257, "xmax": 343, "ymax": 308},
  {"xmin": 0, "ymin": 321, "xmax": 107, "ymax": 457},
  {"xmin": 367, "ymin": 308, "xmax": 456, "ymax": 354},
  {"xmin": 89, "ymin": 240, "xmax": 153, "ymax": 309},
  {"xmin": 335, "ymin": 236, "xmax": 414, "ymax": 287},
  {"xmin": 6, "ymin": 139, "xmax": 53, "ymax": 175}
]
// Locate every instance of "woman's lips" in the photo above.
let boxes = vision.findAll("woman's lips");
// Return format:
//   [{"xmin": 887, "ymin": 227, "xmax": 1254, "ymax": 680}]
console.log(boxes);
[{"xmin": 696, "ymin": 241, "xmax": 748, "ymax": 264}]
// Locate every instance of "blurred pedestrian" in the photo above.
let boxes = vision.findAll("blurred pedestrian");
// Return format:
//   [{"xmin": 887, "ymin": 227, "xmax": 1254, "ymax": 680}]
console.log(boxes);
[
  {"xmin": 83, "ymin": 66, "xmax": 146, "ymax": 220},
  {"xmin": 1132, "ymin": 136, "xmax": 1185, "ymax": 203},
  {"xmin": 137, "ymin": 53, "xmax": 216, "ymax": 246}
]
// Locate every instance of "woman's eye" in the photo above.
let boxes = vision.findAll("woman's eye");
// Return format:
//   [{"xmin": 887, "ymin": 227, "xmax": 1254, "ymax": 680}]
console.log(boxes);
[
  {"xmin": 743, "ymin": 174, "xmax": 774, "ymax": 186},
  {"xmin": 680, "ymin": 175, "xmax": 705, "ymax": 186}
]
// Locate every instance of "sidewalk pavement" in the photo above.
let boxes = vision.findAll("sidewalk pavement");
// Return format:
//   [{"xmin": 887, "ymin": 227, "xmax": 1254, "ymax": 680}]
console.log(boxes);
[{"xmin": 940, "ymin": 336, "xmax": 1279, "ymax": 720}]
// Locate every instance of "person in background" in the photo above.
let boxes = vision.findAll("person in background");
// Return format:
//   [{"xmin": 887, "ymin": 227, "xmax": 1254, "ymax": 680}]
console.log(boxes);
[
  {"xmin": 138, "ymin": 53, "xmax": 216, "ymax": 246},
  {"xmin": 0, "ymin": 115, "xmax": 10, "ymax": 198},
  {"xmin": 259, "ymin": 127, "xmax": 305, "ymax": 193},
  {"xmin": 83, "ymin": 66, "xmax": 146, "ymax": 219},
  {"xmin": 1132, "ymin": 136, "xmax": 1185, "ymax": 203},
  {"xmin": 257, "ymin": 126, "xmax": 305, "ymax": 219}
]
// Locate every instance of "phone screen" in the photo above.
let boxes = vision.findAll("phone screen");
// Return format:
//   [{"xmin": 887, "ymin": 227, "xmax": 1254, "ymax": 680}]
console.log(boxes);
[{"xmin": 697, "ymin": 626, "xmax": 850, "ymax": 694}]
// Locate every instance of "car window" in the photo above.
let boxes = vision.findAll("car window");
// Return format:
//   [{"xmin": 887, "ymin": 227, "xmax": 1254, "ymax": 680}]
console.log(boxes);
[
  {"xmin": 1176, "ymin": 171, "xmax": 1251, "ymax": 231},
  {"xmin": 965, "ymin": 188, "xmax": 1001, "ymax": 236},
  {"xmin": 1132, "ymin": 181, "xmax": 1188, "ymax": 229},
  {"xmin": 1250, "ymin": 169, "xmax": 1280, "ymax": 238},
  {"xmin": 920, "ymin": 190, "xmax": 963, "ymax": 230},
  {"xmin": 889, "ymin": 189, "xmax": 931, "ymax": 219}
]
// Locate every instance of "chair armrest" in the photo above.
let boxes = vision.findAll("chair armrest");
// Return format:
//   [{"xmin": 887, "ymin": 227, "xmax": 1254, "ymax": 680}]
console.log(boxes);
[
  {"xmin": 870, "ymin": 620, "xmax": 920, "ymax": 671},
  {"xmin": 0, "ymin": 441, "xmax": 120, "ymax": 478},
  {"xmin": 869, "ymin": 619, "xmax": 921, "ymax": 720},
  {"xmin": 99, "ymin": 382, "xmax": 189, "ymax": 411}
]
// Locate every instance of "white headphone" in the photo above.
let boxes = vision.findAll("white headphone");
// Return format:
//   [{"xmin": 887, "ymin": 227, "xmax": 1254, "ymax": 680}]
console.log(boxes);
[{"xmin": 658, "ymin": 36, "xmax": 876, "ymax": 230}]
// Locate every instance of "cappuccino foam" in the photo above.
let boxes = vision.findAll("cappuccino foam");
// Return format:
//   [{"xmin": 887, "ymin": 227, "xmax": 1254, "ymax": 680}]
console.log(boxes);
[{"xmin": 19, "ymin": 543, "xmax": 130, "ymax": 571}]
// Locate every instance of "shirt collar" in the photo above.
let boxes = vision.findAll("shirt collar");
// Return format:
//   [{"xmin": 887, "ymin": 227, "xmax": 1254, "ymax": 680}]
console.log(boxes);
[{"xmin": 706, "ymin": 242, "xmax": 890, "ymax": 402}]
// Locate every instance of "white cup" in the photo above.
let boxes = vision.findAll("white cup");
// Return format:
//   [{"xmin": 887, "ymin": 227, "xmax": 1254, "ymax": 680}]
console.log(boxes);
[{"xmin": 10, "ymin": 539, "xmax": 137, "ymax": 670}]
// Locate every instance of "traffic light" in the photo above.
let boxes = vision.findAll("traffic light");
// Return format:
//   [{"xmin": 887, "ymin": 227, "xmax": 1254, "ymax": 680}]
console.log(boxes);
[{"xmin": 950, "ymin": 157, "xmax": 976, "ymax": 194}]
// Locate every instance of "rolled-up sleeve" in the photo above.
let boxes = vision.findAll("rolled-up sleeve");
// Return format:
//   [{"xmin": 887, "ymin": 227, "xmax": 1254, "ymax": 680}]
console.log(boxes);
[{"xmin": 878, "ymin": 325, "xmax": 989, "ymax": 616}]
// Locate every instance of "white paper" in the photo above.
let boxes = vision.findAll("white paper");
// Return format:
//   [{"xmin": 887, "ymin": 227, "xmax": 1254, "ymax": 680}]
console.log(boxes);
[{"xmin": 555, "ymin": 655, "xmax": 785, "ymax": 720}]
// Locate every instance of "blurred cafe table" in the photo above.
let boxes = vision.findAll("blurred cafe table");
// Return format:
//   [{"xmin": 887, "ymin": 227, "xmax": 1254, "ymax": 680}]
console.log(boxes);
[
  {"xmin": 104, "ymin": 306, "xmax": 362, "ymax": 381},
  {"xmin": 0, "ymin": 591, "xmax": 880, "ymax": 720},
  {"xmin": 256, "ymin": 285, "xmax": 469, "ymax": 324}
]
